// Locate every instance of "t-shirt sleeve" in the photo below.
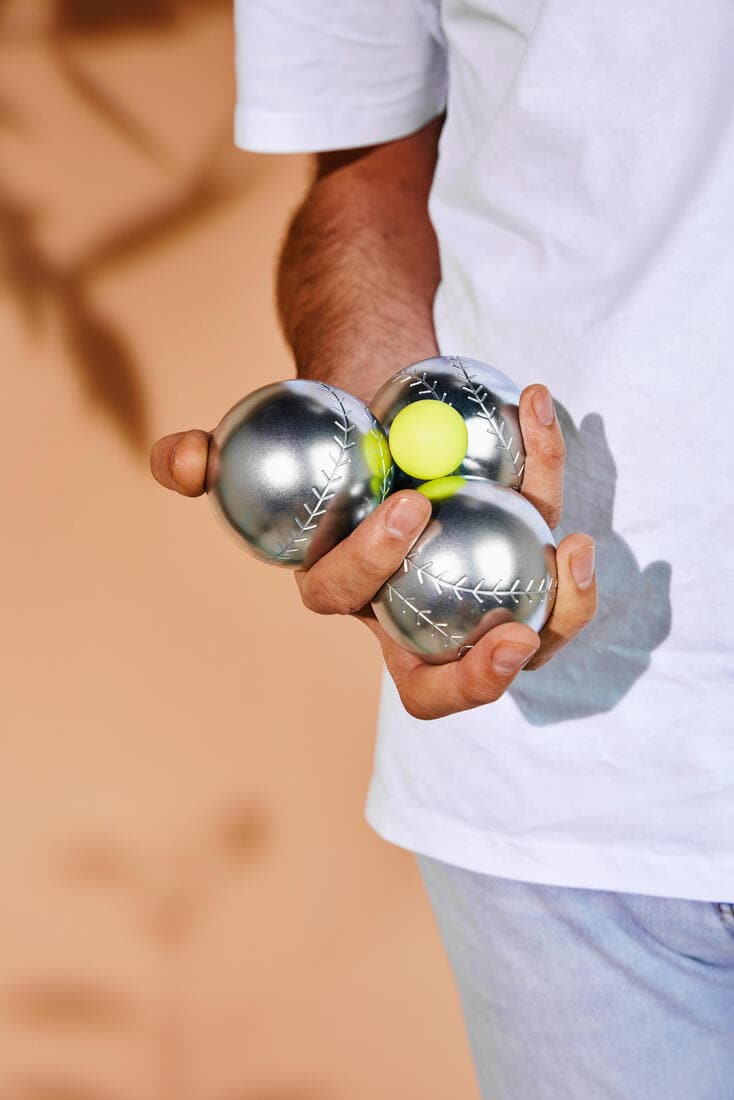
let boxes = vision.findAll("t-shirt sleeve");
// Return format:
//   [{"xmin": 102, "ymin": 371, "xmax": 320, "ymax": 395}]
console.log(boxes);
[{"xmin": 233, "ymin": 0, "xmax": 448, "ymax": 153}]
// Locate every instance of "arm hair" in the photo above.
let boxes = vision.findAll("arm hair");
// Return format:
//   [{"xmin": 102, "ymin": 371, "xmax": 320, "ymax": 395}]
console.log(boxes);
[{"xmin": 275, "ymin": 113, "xmax": 445, "ymax": 403}]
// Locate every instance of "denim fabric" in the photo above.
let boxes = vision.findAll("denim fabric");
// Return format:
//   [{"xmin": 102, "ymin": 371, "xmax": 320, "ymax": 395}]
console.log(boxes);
[{"xmin": 416, "ymin": 853, "xmax": 734, "ymax": 1099}]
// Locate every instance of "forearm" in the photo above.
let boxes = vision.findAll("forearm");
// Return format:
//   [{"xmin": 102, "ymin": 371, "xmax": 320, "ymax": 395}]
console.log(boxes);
[{"xmin": 275, "ymin": 115, "xmax": 444, "ymax": 404}]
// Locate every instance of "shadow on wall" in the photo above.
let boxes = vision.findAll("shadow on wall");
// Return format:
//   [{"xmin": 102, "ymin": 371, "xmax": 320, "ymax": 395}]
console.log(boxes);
[
  {"xmin": 2, "ymin": 804, "xmax": 334, "ymax": 1100},
  {"xmin": 0, "ymin": 0, "xmax": 254, "ymax": 460},
  {"xmin": 0, "ymin": 8, "xmax": 317, "ymax": 1093},
  {"xmin": 508, "ymin": 401, "xmax": 673, "ymax": 724}
]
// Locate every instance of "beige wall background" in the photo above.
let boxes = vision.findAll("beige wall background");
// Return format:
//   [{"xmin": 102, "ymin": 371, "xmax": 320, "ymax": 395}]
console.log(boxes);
[{"xmin": 0, "ymin": 3, "xmax": 480, "ymax": 1097}]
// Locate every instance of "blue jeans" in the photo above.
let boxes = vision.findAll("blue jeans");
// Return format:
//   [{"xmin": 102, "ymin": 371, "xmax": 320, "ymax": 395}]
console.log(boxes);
[{"xmin": 415, "ymin": 853, "xmax": 734, "ymax": 1099}]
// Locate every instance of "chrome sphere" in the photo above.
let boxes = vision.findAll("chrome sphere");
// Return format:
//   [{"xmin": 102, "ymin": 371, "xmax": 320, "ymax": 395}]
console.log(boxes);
[
  {"xmin": 372, "ymin": 477, "xmax": 557, "ymax": 664},
  {"xmin": 207, "ymin": 380, "xmax": 394, "ymax": 569},
  {"xmin": 370, "ymin": 354, "xmax": 525, "ymax": 489}
]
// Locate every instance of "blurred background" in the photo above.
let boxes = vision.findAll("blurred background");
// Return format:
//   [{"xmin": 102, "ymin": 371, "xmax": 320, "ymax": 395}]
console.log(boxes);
[{"xmin": 0, "ymin": 2, "xmax": 480, "ymax": 1097}]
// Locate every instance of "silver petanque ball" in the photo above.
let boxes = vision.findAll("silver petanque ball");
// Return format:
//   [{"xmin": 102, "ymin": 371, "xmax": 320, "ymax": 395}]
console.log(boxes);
[
  {"xmin": 372, "ymin": 477, "xmax": 557, "ymax": 664},
  {"xmin": 206, "ymin": 379, "xmax": 394, "ymax": 569},
  {"xmin": 370, "ymin": 354, "xmax": 525, "ymax": 489}
]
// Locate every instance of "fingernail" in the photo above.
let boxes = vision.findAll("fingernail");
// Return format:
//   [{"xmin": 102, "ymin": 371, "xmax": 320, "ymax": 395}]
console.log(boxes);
[
  {"xmin": 492, "ymin": 643, "xmax": 538, "ymax": 676},
  {"xmin": 385, "ymin": 495, "xmax": 427, "ymax": 538},
  {"xmin": 533, "ymin": 388, "xmax": 555, "ymax": 426},
  {"xmin": 570, "ymin": 544, "xmax": 595, "ymax": 589},
  {"xmin": 170, "ymin": 443, "xmax": 180, "ymax": 480}
]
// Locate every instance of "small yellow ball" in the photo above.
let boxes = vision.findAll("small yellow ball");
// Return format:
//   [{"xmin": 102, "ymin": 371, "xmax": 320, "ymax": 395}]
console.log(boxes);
[
  {"xmin": 388, "ymin": 400, "xmax": 469, "ymax": 481},
  {"xmin": 417, "ymin": 475, "xmax": 467, "ymax": 502},
  {"xmin": 362, "ymin": 427, "xmax": 392, "ymax": 478}
]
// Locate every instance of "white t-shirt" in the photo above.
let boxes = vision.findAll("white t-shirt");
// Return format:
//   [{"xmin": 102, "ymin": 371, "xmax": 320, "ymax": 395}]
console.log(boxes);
[{"xmin": 234, "ymin": 0, "xmax": 734, "ymax": 903}]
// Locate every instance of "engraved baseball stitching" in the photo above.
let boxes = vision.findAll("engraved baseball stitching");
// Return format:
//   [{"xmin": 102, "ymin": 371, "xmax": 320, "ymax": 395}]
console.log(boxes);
[
  {"xmin": 380, "ymin": 550, "xmax": 557, "ymax": 656},
  {"xmin": 451, "ymin": 355, "xmax": 525, "ymax": 485},
  {"xmin": 394, "ymin": 358, "xmax": 525, "ymax": 485},
  {"xmin": 368, "ymin": 425, "xmax": 393, "ymax": 503},
  {"xmin": 400, "ymin": 549, "xmax": 558, "ymax": 606},
  {"xmin": 385, "ymin": 584, "xmax": 467, "ymax": 649},
  {"xmin": 397, "ymin": 364, "xmax": 449, "ymax": 402},
  {"xmin": 275, "ymin": 384, "xmax": 356, "ymax": 560}
]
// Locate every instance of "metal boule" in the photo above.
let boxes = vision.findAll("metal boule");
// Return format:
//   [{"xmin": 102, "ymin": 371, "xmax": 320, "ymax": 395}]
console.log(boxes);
[
  {"xmin": 372, "ymin": 476, "xmax": 557, "ymax": 664},
  {"xmin": 207, "ymin": 379, "xmax": 394, "ymax": 568},
  {"xmin": 370, "ymin": 354, "xmax": 525, "ymax": 490}
]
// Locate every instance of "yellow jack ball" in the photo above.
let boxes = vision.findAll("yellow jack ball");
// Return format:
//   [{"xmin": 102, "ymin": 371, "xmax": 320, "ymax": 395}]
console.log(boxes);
[{"xmin": 388, "ymin": 400, "xmax": 469, "ymax": 481}]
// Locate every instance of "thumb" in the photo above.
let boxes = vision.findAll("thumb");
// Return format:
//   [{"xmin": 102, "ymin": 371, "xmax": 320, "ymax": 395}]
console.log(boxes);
[{"xmin": 149, "ymin": 429, "xmax": 210, "ymax": 497}]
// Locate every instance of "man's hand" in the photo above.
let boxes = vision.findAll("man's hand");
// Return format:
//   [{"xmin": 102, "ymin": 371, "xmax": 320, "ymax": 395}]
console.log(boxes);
[{"xmin": 150, "ymin": 382, "xmax": 597, "ymax": 720}]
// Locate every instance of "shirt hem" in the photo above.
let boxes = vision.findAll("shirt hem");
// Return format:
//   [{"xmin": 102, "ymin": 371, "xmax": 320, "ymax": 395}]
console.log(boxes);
[
  {"xmin": 364, "ymin": 773, "xmax": 734, "ymax": 905},
  {"xmin": 234, "ymin": 90, "xmax": 447, "ymax": 153}
]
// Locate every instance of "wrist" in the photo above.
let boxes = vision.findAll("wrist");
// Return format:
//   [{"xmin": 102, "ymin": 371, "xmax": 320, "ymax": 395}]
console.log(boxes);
[{"xmin": 294, "ymin": 336, "xmax": 439, "ymax": 405}]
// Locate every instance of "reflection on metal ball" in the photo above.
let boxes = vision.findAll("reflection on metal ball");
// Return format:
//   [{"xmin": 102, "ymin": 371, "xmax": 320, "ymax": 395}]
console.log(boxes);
[
  {"xmin": 372, "ymin": 477, "xmax": 557, "ymax": 664},
  {"xmin": 370, "ymin": 354, "xmax": 525, "ymax": 490},
  {"xmin": 206, "ymin": 379, "xmax": 394, "ymax": 569}
]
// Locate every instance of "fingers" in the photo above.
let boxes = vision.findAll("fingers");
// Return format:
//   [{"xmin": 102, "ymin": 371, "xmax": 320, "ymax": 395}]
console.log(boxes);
[
  {"xmin": 525, "ymin": 533, "xmax": 597, "ymax": 670},
  {"xmin": 363, "ymin": 615, "xmax": 542, "ymax": 721},
  {"xmin": 518, "ymin": 384, "xmax": 566, "ymax": 530},
  {"xmin": 359, "ymin": 530, "xmax": 598, "ymax": 718},
  {"xmin": 150, "ymin": 430, "xmax": 210, "ymax": 497},
  {"xmin": 296, "ymin": 490, "xmax": 432, "ymax": 615}
]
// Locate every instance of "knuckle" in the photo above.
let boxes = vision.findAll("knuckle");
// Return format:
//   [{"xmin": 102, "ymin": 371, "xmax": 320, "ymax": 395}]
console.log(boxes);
[
  {"xmin": 335, "ymin": 589, "xmax": 364, "ymax": 616},
  {"xmin": 461, "ymin": 678, "xmax": 501, "ymax": 709},
  {"xmin": 299, "ymin": 577, "xmax": 334, "ymax": 615},
  {"xmin": 354, "ymin": 557, "xmax": 386, "ymax": 594},
  {"xmin": 312, "ymin": 576, "xmax": 361, "ymax": 616},
  {"xmin": 536, "ymin": 434, "xmax": 566, "ymax": 464},
  {"xmin": 545, "ymin": 503, "xmax": 563, "ymax": 529},
  {"xmin": 298, "ymin": 581, "xmax": 325, "ymax": 615},
  {"xmin": 400, "ymin": 692, "xmax": 427, "ymax": 720},
  {"xmin": 521, "ymin": 490, "xmax": 562, "ymax": 531}
]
